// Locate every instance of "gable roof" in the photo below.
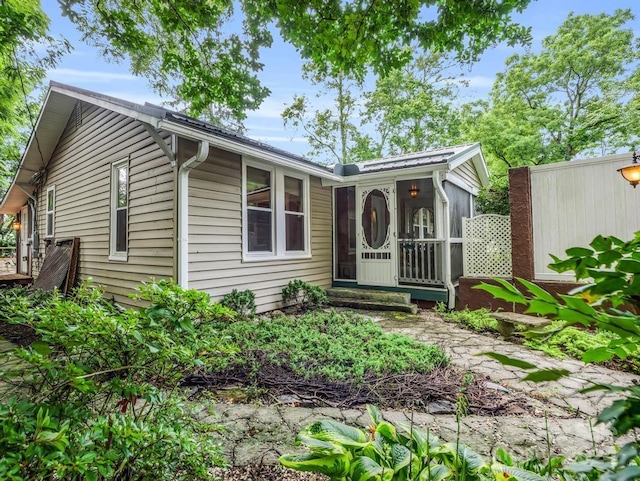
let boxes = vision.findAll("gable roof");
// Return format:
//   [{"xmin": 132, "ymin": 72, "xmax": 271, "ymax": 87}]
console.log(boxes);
[{"xmin": 333, "ymin": 143, "xmax": 490, "ymax": 186}]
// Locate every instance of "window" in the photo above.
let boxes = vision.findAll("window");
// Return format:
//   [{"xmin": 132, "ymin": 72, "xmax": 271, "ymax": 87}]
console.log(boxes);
[
  {"xmin": 45, "ymin": 186, "xmax": 55, "ymax": 238},
  {"xmin": 243, "ymin": 159, "xmax": 309, "ymax": 260},
  {"xmin": 110, "ymin": 159, "xmax": 128, "ymax": 260}
]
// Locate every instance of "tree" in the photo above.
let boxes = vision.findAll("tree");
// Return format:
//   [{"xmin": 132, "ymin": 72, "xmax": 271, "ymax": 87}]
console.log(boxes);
[
  {"xmin": 463, "ymin": 9, "xmax": 640, "ymax": 174},
  {"xmin": 57, "ymin": 0, "xmax": 532, "ymax": 123},
  {"xmin": 0, "ymin": 0, "xmax": 69, "ymax": 195},
  {"xmin": 362, "ymin": 52, "xmax": 463, "ymax": 157},
  {"xmin": 282, "ymin": 64, "xmax": 366, "ymax": 164}
]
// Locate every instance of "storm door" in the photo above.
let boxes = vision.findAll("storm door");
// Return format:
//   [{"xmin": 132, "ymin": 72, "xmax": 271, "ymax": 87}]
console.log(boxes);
[{"xmin": 357, "ymin": 184, "xmax": 395, "ymax": 286}]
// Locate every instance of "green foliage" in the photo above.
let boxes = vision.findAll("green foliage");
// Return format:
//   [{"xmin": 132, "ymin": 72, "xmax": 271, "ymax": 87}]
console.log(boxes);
[
  {"xmin": 435, "ymin": 304, "xmax": 499, "ymax": 333},
  {"xmin": 0, "ymin": 280, "xmax": 234, "ymax": 480},
  {"xmin": 462, "ymin": 9, "xmax": 640, "ymax": 174},
  {"xmin": 282, "ymin": 279, "xmax": 328, "ymax": 311},
  {"xmin": 221, "ymin": 288, "xmax": 256, "ymax": 320},
  {"xmin": 475, "ymin": 177, "xmax": 510, "ymax": 215},
  {"xmin": 281, "ymin": 404, "xmax": 545, "ymax": 480},
  {"xmin": 476, "ymin": 231, "xmax": 640, "ymax": 478},
  {"xmin": 219, "ymin": 310, "xmax": 448, "ymax": 381}
]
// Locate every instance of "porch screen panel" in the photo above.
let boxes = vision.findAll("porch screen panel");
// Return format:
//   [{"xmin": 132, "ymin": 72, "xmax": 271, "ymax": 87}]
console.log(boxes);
[
  {"xmin": 444, "ymin": 182, "xmax": 472, "ymax": 282},
  {"xmin": 334, "ymin": 186, "xmax": 356, "ymax": 280}
]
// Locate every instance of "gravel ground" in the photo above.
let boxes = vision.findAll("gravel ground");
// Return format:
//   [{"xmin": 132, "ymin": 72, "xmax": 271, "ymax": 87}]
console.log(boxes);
[{"xmin": 211, "ymin": 465, "xmax": 328, "ymax": 480}]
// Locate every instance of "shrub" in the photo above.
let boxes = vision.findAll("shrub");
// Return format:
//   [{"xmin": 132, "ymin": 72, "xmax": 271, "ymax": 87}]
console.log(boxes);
[
  {"xmin": 0, "ymin": 280, "xmax": 235, "ymax": 480},
  {"xmin": 434, "ymin": 304, "xmax": 499, "ymax": 333},
  {"xmin": 282, "ymin": 279, "xmax": 328, "ymax": 311},
  {"xmin": 221, "ymin": 288, "xmax": 256, "ymax": 320},
  {"xmin": 281, "ymin": 404, "xmax": 544, "ymax": 480}
]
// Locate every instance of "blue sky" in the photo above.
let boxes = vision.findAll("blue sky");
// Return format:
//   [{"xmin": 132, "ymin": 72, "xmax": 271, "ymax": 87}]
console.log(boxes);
[{"xmin": 42, "ymin": 1, "xmax": 640, "ymax": 159}]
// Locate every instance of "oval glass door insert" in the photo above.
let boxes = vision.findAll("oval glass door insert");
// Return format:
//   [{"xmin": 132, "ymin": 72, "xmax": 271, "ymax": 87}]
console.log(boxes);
[{"xmin": 362, "ymin": 189, "xmax": 390, "ymax": 249}]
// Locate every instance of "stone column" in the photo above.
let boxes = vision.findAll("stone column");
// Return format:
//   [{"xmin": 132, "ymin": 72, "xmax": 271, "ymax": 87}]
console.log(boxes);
[{"xmin": 508, "ymin": 167, "xmax": 535, "ymax": 280}]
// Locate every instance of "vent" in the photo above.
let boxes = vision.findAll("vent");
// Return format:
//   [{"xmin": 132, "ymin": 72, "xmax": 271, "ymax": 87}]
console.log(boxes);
[{"xmin": 75, "ymin": 102, "xmax": 82, "ymax": 129}]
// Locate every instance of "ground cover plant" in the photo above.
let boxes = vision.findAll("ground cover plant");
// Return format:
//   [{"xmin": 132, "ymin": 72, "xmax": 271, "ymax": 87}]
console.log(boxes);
[{"xmin": 0, "ymin": 280, "xmax": 234, "ymax": 481}]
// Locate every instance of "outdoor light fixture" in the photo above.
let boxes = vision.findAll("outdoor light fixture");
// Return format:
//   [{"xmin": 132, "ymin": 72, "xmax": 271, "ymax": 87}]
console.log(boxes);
[
  {"xmin": 11, "ymin": 220, "xmax": 21, "ymax": 231},
  {"xmin": 409, "ymin": 185, "xmax": 420, "ymax": 198},
  {"xmin": 618, "ymin": 151, "xmax": 640, "ymax": 188}
]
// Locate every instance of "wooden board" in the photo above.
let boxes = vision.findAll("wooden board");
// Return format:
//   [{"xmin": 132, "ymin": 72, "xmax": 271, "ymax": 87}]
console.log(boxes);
[{"xmin": 32, "ymin": 238, "xmax": 79, "ymax": 294}]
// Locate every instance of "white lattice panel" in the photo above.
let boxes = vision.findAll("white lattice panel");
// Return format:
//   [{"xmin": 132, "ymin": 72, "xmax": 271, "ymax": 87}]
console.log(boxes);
[{"xmin": 462, "ymin": 215, "xmax": 512, "ymax": 278}]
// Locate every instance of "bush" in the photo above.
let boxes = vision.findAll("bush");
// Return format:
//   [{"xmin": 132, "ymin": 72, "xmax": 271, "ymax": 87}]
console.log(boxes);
[
  {"xmin": 0, "ymin": 280, "xmax": 235, "ymax": 480},
  {"xmin": 221, "ymin": 288, "xmax": 256, "ymax": 320},
  {"xmin": 282, "ymin": 279, "xmax": 328, "ymax": 311},
  {"xmin": 434, "ymin": 304, "xmax": 499, "ymax": 333}
]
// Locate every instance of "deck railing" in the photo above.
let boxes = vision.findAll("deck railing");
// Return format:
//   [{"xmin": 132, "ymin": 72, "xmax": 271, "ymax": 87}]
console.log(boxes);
[{"xmin": 397, "ymin": 239, "xmax": 445, "ymax": 286}]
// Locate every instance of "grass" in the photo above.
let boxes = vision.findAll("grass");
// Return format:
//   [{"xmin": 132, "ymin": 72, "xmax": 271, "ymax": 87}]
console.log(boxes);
[
  {"xmin": 216, "ymin": 309, "xmax": 449, "ymax": 381},
  {"xmin": 435, "ymin": 304, "xmax": 640, "ymax": 374}
]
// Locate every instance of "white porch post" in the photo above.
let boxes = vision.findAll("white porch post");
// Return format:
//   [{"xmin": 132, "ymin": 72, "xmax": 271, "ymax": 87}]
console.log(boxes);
[{"xmin": 434, "ymin": 171, "xmax": 455, "ymax": 308}]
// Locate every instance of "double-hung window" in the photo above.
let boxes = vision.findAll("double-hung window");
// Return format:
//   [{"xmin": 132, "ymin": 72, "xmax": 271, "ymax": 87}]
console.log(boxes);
[
  {"xmin": 45, "ymin": 186, "xmax": 55, "ymax": 238},
  {"xmin": 110, "ymin": 159, "xmax": 128, "ymax": 260},
  {"xmin": 243, "ymin": 159, "xmax": 309, "ymax": 260}
]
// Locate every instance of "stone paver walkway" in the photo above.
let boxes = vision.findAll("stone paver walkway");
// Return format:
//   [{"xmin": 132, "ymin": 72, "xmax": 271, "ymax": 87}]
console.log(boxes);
[
  {"xmin": 376, "ymin": 311, "xmax": 640, "ymax": 418},
  {"xmin": 200, "ymin": 310, "xmax": 639, "ymax": 466}
]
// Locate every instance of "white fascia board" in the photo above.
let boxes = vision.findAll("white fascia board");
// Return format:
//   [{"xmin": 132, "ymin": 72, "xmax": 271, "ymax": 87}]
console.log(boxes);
[
  {"xmin": 159, "ymin": 120, "xmax": 342, "ymax": 182},
  {"xmin": 446, "ymin": 143, "xmax": 490, "ymax": 188},
  {"xmin": 446, "ymin": 143, "xmax": 480, "ymax": 169},
  {"xmin": 49, "ymin": 84, "xmax": 161, "ymax": 126}
]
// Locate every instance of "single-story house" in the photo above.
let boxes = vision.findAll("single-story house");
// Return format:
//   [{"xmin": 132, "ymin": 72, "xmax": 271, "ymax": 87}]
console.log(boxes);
[{"xmin": 0, "ymin": 82, "xmax": 489, "ymax": 311}]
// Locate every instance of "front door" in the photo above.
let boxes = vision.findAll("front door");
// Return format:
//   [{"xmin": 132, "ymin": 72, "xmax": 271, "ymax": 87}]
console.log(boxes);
[
  {"xmin": 19, "ymin": 206, "xmax": 30, "ymax": 275},
  {"xmin": 357, "ymin": 184, "xmax": 395, "ymax": 286}
]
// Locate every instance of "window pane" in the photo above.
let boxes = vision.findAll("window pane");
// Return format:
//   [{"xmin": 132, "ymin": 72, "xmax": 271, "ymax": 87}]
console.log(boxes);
[
  {"xmin": 285, "ymin": 176, "xmax": 302, "ymax": 212},
  {"xmin": 116, "ymin": 208, "xmax": 127, "ymax": 252},
  {"xmin": 47, "ymin": 190, "xmax": 54, "ymax": 211},
  {"xmin": 46, "ymin": 213, "xmax": 53, "ymax": 236},
  {"xmin": 246, "ymin": 166, "xmax": 271, "ymax": 208},
  {"xmin": 247, "ymin": 209, "xmax": 272, "ymax": 252},
  {"xmin": 117, "ymin": 166, "xmax": 128, "ymax": 208},
  {"xmin": 286, "ymin": 213, "xmax": 304, "ymax": 251}
]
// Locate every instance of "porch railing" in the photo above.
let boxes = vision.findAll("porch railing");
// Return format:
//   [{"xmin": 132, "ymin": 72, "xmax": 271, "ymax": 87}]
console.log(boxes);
[{"xmin": 397, "ymin": 239, "xmax": 445, "ymax": 286}]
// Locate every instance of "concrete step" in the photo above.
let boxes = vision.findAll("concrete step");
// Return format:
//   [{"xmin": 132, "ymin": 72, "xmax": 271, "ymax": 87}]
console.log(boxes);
[
  {"xmin": 329, "ymin": 297, "xmax": 418, "ymax": 314},
  {"xmin": 326, "ymin": 287, "xmax": 411, "ymax": 304}
]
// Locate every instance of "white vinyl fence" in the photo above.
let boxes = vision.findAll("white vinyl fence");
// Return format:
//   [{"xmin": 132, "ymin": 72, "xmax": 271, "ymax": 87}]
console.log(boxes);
[{"xmin": 462, "ymin": 214, "xmax": 512, "ymax": 278}]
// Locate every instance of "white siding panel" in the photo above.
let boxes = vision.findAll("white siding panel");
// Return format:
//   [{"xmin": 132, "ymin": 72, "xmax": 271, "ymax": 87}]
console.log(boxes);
[
  {"xmin": 530, "ymin": 155, "xmax": 640, "ymax": 280},
  {"xmin": 452, "ymin": 161, "xmax": 482, "ymax": 191},
  {"xmin": 187, "ymin": 148, "xmax": 333, "ymax": 312},
  {"xmin": 34, "ymin": 103, "xmax": 175, "ymax": 305}
]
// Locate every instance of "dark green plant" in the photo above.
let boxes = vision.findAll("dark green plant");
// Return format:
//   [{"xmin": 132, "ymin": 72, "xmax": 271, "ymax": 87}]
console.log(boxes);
[
  {"xmin": 221, "ymin": 288, "xmax": 257, "ymax": 320},
  {"xmin": 280, "ymin": 404, "xmax": 546, "ymax": 480},
  {"xmin": 476, "ymin": 231, "xmax": 640, "ymax": 480},
  {"xmin": 475, "ymin": 176, "xmax": 510, "ymax": 215},
  {"xmin": 219, "ymin": 310, "xmax": 448, "ymax": 381},
  {"xmin": 282, "ymin": 279, "xmax": 328, "ymax": 311},
  {"xmin": 0, "ymin": 280, "xmax": 235, "ymax": 480}
]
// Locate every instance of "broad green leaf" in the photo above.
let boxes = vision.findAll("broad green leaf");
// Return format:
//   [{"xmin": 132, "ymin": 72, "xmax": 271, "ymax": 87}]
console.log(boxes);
[
  {"xmin": 279, "ymin": 453, "xmax": 350, "ymax": 477},
  {"xmin": 522, "ymin": 368, "xmax": 570, "ymax": 382},
  {"xmin": 478, "ymin": 352, "xmax": 536, "ymax": 370},
  {"xmin": 524, "ymin": 300, "xmax": 558, "ymax": 316},
  {"xmin": 494, "ymin": 447, "xmax": 513, "ymax": 466},
  {"xmin": 296, "ymin": 435, "xmax": 346, "ymax": 455},
  {"xmin": 618, "ymin": 259, "xmax": 640, "ymax": 273},
  {"xmin": 398, "ymin": 423, "xmax": 441, "ymax": 457},
  {"xmin": 31, "ymin": 341, "xmax": 52, "ymax": 356},
  {"xmin": 558, "ymin": 295, "xmax": 597, "ymax": 316},
  {"xmin": 610, "ymin": 466, "xmax": 640, "ymax": 481},
  {"xmin": 366, "ymin": 404, "xmax": 383, "ymax": 425},
  {"xmin": 390, "ymin": 443, "xmax": 411, "ymax": 471},
  {"xmin": 491, "ymin": 463, "xmax": 550, "ymax": 481},
  {"xmin": 474, "ymin": 281, "xmax": 527, "ymax": 304},
  {"xmin": 350, "ymin": 456, "xmax": 393, "ymax": 481},
  {"xmin": 566, "ymin": 247, "xmax": 594, "ymax": 257},
  {"xmin": 442, "ymin": 443, "xmax": 485, "ymax": 471},
  {"xmin": 517, "ymin": 278, "xmax": 556, "ymax": 303},
  {"xmin": 597, "ymin": 399, "xmax": 627, "ymax": 425},
  {"xmin": 419, "ymin": 464, "xmax": 450, "ymax": 481},
  {"xmin": 590, "ymin": 235, "xmax": 612, "ymax": 252},
  {"xmin": 307, "ymin": 419, "xmax": 368, "ymax": 447},
  {"xmin": 376, "ymin": 421, "xmax": 398, "ymax": 442},
  {"xmin": 582, "ymin": 347, "xmax": 614, "ymax": 363}
]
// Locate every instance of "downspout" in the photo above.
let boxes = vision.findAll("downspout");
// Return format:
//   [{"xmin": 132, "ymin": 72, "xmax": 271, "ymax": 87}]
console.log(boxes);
[
  {"xmin": 434, "ymin": 171, "xmax": 455, "ymax": 309},
  {"xmin": 177, "ymin": 140, "xmax": 209, "ymax": 289}
]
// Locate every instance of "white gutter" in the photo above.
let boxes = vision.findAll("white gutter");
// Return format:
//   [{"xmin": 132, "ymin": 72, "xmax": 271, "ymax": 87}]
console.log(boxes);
[
  {"xmin": 177, "ymin": 140, "xmax": 209, "ymax": 288},
  {"xmin": 434, "ymin": 171, "xmax": 455, "ymax": 309},
  {"xmin": 158, "ymin": 120, "xmax": 342, "ymax": 182}
]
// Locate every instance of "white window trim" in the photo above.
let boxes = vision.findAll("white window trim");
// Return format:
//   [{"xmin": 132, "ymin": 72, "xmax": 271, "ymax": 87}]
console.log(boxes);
[
  {"xmin": 45, "ymin": 185, "xmax": 55, "ymax": 238},
  {"xmin": 242, "ymin": 157, "xmax": 311, "ymax": 262},
  {"xmin": 109, "ymin": 158, "xmax": 129, "ymax": 261}
]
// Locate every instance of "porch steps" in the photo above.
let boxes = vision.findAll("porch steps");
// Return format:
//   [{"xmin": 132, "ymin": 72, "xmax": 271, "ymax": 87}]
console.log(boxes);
[{"xmin": 326, "ymin": 288, "xmax": 418, "ymax": 314}]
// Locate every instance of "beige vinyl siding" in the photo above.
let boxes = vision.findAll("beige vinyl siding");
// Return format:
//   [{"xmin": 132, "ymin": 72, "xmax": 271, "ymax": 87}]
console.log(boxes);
[
  {"xmin": 451, "ymin": 160, "xmax": 482, "ymax": 191},
  {"xmin": 35, "ymin": 102, "xmax": 175, "ymax": 304},
  {"xmin": 187, "ymin": 146, "xmax": 333, "ymax": 312}
]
